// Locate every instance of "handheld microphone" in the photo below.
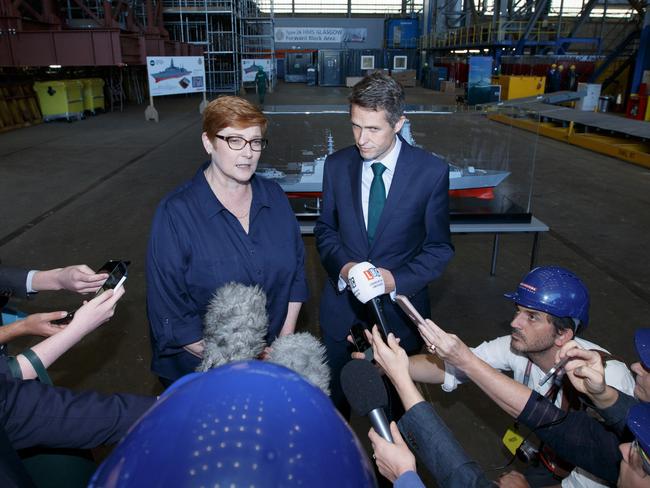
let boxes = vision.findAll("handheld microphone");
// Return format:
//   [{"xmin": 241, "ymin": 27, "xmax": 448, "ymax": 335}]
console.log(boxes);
[
  {"xmin": 348, "ymin": 261, "xmax": 390, "ymax": 338},
  {"xmin": 340, "ymin": 359, "xmax": 393, "ymax": 443}
]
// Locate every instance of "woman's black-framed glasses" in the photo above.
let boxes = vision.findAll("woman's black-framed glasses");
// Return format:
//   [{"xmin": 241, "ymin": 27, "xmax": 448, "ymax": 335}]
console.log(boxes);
[{"xmin": 215, "ymin": 134, "xmax": 268, "ymax": 152}]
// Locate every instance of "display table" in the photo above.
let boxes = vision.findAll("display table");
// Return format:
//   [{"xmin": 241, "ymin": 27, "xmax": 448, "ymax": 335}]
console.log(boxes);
[{"xmin": 300, "ymin": 216, "xmax": 549, "ymax": 276}]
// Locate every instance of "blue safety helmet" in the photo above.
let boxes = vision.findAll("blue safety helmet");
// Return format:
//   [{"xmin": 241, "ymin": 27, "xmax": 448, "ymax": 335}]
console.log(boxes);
[
  {"xmin": 504, "ymin": 266, "xmax": 590, "ymax": 329},
  {"xmin": 635, "ymin": 329, "xmax": 650, "ymax": 369},
  {"xmin": 627, "ymin": 403, "xmax": 650, "ymax": 458},
  {"xmin": 90, "ymin": 361, "xmax": 376, "ymax": 488}
]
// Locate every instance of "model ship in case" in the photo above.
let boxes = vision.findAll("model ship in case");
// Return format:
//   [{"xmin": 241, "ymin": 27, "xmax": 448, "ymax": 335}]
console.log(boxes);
[{"xmin": 257, "ymin": 121, "xmax": 510, "ymax": 200}]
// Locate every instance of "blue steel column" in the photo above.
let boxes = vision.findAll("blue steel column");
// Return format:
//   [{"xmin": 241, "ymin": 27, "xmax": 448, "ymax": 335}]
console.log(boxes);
[{"xmin": 630, "ymin": 8, "xmax": 650, "ymax": 93}]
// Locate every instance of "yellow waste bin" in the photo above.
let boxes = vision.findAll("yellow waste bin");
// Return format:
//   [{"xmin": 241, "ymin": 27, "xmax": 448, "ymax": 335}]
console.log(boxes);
[
  {"xmin": 33, "ymin": 80, "xmax": 84, "ymax": 121},
  {"xmin": 496, "ymin": 75, "xmax": 546, "ymax": 100},
  {"xmin": 80, "ymin": 78, "xmax": 105, "ymax": 113}
]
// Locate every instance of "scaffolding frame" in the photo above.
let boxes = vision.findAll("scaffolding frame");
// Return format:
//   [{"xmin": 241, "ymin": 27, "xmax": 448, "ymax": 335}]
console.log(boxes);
[{"xmin": 163, "ymin": 0, "xmax": 240, "ymax": 93}]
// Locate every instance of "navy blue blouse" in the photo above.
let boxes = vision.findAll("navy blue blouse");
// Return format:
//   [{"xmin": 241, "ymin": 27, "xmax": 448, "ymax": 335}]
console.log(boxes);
[{"xmin": 146, "ymin": 162, "xmax": 308, "ymax": 381}]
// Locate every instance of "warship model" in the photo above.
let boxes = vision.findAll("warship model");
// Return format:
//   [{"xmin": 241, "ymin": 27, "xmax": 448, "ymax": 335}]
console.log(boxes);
[
  {"xmin": 151, "ymin": 60, "xmax": 192, "ymax": 83},
  {"xmin": 258, "ymin": 122, "xmax": 510, "ymax": 199},
  {"xmin": 400, "ymin": 120, "xmax": 510, "ymax": 199}
]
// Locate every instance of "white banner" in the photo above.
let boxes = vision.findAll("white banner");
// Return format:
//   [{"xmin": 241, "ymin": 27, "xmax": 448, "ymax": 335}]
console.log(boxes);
[
  {"xmin": 274, "ymin": 27, "xmax": 366, "ymax": 43},
  {"xmin": 241, "ymin": 59, "xmax": 272, "ymax": 83},
  {"xmin": 146, "ymin": 56, "xmax": 206, "ymax": 97}
]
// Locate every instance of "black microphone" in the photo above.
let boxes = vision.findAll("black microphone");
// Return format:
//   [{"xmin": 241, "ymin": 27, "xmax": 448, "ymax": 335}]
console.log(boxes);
[
  {"xmin": 340, "ymin": 359, "xmax": 393, "ymax": 443},
  {"xmin": 348, "ymin": 261, "xmax": 390, "ymax": 339}
]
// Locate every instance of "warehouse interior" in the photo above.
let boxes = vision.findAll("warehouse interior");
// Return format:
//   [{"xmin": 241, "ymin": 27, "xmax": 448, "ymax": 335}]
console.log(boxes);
[{"xmin": 1, "ymin": 0, "xmax": 650, "ymax": 485}]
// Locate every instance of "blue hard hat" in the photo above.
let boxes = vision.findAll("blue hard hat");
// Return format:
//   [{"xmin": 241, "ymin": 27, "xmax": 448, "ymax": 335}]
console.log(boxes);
[
  {"xmin": 627, "ymin": 403, "xmax": 650, "ymax": 457},
  {"xmin": 635, "ymin": 329, "xmax": 650, "ymax": 369},
  {"xmin": 90, "ymin": 361, "xmax": 376, "ymax": 488},
  {"xmin": 504, "ymin": 266, "xmax": 590, "ymax": 328}
]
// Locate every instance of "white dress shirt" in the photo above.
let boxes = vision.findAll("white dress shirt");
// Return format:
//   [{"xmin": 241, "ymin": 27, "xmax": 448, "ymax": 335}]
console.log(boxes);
[
  {"xmin": 361, "ymin": 136, "xmax": 402, "ymax": 228},
  {"xmin": 337, "ymin": 136, "xmax": 402, "ymax": 293}
]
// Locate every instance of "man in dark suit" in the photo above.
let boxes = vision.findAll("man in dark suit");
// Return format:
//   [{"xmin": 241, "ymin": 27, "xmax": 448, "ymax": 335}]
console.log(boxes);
[{"xmin": 314, "ymin": 72, "xmax": 454, "ymax": 413}]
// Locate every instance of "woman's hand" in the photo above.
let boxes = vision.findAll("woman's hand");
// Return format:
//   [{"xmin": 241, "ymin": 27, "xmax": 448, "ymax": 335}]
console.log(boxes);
[
  {"xmin": 417, "ymin": 319, "xmax": 474, "ymax": 370},
  {"xmin": 368, "ymin": 422, "xmax": 416, "ymax": 483},
  {"xmin": 368, "ymin": 326, "xmax": 410, "ymax": 385},
  {"xmin": 68, "ymin": 287, "xmax": 125, "ymax": 335}
]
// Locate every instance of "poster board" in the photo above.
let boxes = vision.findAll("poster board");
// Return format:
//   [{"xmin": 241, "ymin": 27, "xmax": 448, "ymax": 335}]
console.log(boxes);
[
  {"xmin": 146, "ymin": 56, "xmax": 206, "ymax": 97},
  {"xmin": 242, "ymin": 59, "xmax": 272, "ymax": 83}
]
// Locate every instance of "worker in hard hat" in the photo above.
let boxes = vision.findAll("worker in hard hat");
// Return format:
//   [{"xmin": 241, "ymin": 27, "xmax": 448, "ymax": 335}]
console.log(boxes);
[{"xmin": 547, "ymin": 63, "xmax": 560, "ymax": 93}]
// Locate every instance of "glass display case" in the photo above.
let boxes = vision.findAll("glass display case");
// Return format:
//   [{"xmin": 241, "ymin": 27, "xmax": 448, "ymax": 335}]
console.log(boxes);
[{"xmin": 256, "ymin": 105, "xmax": 539, "ymax": 224}]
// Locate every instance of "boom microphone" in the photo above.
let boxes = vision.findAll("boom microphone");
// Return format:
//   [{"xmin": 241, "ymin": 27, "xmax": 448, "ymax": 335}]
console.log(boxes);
[
  {"xmin": 197, "ymin": 282, "xmax": 268, "ymax": 372},
  {"xmin": 348, "ymin": 261, "xmax": 390, "ymax": 338},
  {"xmin": 266, "ymin": 332, "xmax": 331, "ymax": 396},
  {"xmin": 340, "ymin": 359, "xmax": 393, "ymax": 443}
]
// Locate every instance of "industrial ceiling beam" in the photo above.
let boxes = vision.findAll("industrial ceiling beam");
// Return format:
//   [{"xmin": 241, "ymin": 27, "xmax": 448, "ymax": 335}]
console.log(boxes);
[{"xmin": 513, "ymin": 0, "xmax": 549, "ymax": 54}]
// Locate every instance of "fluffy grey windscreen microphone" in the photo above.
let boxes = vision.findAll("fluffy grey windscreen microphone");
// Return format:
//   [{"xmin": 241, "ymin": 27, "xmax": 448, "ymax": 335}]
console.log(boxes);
[
  {"xmin": 267, "ymin": 332, "xmax": 332, "ymax": 396},
  {"xmin": 197, "ymin": 282, "xmax": 269, "ymax": 372}
]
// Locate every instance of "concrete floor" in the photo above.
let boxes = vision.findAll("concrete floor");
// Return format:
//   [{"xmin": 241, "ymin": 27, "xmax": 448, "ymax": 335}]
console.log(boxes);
[{"xmin": 1, "ymin": 82, "xmax": 649, "ymax": 485}]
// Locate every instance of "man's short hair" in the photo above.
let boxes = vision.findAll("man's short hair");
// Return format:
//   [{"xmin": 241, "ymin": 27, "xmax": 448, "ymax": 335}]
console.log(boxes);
[
  {"xmin": 550, "ymin": 315, "xmax": 581, "ymax": 337},
  {"xmin": 349, "ymin": 72, "xmax": 405, "ymax": 127}
]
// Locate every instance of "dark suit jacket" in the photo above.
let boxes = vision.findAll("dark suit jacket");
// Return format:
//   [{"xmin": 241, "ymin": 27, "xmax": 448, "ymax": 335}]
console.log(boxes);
[
  {"xmin": 398, "ymin": 401, "xmax": 493, "ymax": 487},
  {"xmin": 0, "ymin": 266, "xmax": 29, "ymax": 302},
  {"xmin": 314, "ymin": 138, "xmax": 454, "ymax": 345}
]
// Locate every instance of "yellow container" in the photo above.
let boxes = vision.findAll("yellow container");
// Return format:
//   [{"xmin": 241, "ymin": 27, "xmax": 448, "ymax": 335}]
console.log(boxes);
[
  {"xmin": 33, "ymin": 80, "xmax": 84, "ymax": 121},
  {"xmin": 496, "ymin": 75, "xmax": 545, "ymax": 100},
  {"xmin": 645, "ymin": 96, "xmax": 650, "ymax": 121},
  {"xmin": 80, "ymin": 78, "xmax": 105, "ymax": 113}
]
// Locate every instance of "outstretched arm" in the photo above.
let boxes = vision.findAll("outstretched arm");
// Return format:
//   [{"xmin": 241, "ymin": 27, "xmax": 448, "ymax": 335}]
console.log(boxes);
[
  {"xmin": 14, "ymin": 288, "xmax": 125, "ymax": 379},
  {"xmin": 0, "ymin": 312, "xmax": 68, "ymax": 345},
  {"xmin": 418, "ymin": 319, "xmax": 531, "ymax": 418},
  {"xmin": 31, "ymin": 265, "xmax": 108, "ymax": 294}
]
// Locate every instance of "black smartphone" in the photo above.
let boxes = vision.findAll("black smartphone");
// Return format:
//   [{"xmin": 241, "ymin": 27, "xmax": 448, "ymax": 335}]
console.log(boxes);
[
  {"xmin": 350, "ymin": 323, "xmax": 373, "ymax": 361},
  {"xmin": 95, "ymin": 260, "xmax": 130, "ymax": 296},
  {"xmin": 51, "ymin": 260, "xmax": 130, "ymax": 325}
]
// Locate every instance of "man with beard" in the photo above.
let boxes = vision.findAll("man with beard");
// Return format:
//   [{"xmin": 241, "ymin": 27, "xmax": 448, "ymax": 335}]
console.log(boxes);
[{"xmin": 403, "ymin": 265, "xmax": 634, "ymax": 488}]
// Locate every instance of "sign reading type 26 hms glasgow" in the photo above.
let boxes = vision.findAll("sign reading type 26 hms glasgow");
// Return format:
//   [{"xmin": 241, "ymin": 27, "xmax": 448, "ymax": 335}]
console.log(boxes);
[{"xmin": 146, "ymin": 56, "xmax": 206, "ymax": 97}]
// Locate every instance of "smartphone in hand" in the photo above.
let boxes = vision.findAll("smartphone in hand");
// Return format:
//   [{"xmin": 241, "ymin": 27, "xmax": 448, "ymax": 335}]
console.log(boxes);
[
  {"xmin": 350, "ymin": 323, "xmax": 374, "ymax": 361},
  {"xmin": 51, "ymin": 260, "xmax": 130, "ymax": 325},
  {"xmin": 395, "ymin": 294, "xmax": 427, "ymax": 327},
  {"xmin": 95, "ymin": 260, "xmax": 130, "ymax": 296}
]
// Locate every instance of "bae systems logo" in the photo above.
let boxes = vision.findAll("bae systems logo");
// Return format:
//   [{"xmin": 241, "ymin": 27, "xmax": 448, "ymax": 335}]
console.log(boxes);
[
  {"xmin": 520, "ymin": 282, "xmax": 537, "ymax": 292},
  {"xmin": 363, "ymin": 268, "xmax": 381, "ymax": 280}
]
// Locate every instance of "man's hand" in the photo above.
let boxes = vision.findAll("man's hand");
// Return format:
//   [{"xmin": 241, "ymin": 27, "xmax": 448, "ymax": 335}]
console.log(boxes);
[
  {"xmin": 17, "ymin": 312, "xmax": 68, "ymax": 337},
  {"xmin": 339, "ymin": 262, "xmax": 358, "ymax": 284},
  {"xmin": 497, "ymin": 471, "xmax": 531, "ymax": 488},
  {"xmin": 33, "ymin": 265, "xmax": 109, "ymax": 294},
  {"xmin": 377, "ymin": 268, "xmax": 395, "ymax": 294},
  {"xmin": 556, "ymin": 341, "xmax": 616, "ymax": 408},
  {"xmin": 417, "ymin": 319, "xmax": 474, "ymax": 370},
  {"xmin": 368, "ymin": 422, "xmax": 416, "ymax": 483}
]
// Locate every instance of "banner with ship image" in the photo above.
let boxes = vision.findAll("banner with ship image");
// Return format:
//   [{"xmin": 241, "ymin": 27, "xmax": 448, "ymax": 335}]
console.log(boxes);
[
  {"xmin": 241, "ymin": 59, "xmax": 272, "ymax": 83},
  {"xmin": 146, "ymin": 56, "xmax": 206, "ymax": 97}
]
